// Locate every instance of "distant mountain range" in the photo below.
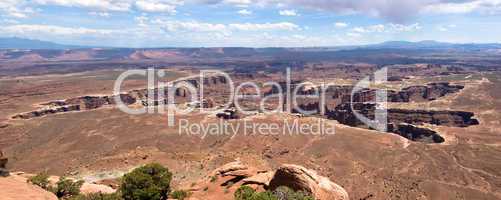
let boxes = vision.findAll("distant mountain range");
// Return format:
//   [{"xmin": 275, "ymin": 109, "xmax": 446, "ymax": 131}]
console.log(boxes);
[
  {"xmin": 1, "ymin": 37, "xmax": 501, "ymax": 50},
  {"xmin": 366, "ymin": 40, "xmax": 501, "ymax": 50},
  {"xmin": 0, "ymin": 37, "xmax": 85, "ymax": 49}
]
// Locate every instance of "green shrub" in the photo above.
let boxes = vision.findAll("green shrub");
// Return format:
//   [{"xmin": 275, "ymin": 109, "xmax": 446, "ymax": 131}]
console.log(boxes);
[
  {"xmin": 28, "ymin": 172, "xmax": 51, "ymax": 190},
  {"xmin": 53, "ymin": 177, "xmax": 84, "ymax": 199},
  {"xmin": 234, "ymin": 185, "xmax": 255, "ymax": 200},
  {"xmin": 234, "ymin": 185, "xmax": 314, "ymax": 200},
  {"xmin": 210, "ymin": 176, "xmax": 217, "ymax": 182},
  {"xmin": 251, "ymin": 191, "xmax": 278, "ymax": 200},
  {"xmin": 273, "ymin": 186, "xmax": 314, "ymax": 200},
  {"xmin": 170, "ymin": 190, "xmax": 189, "ymax": 200},
  {"xmin": 119, "ymin": 163, "xmax": 172, "ymax": 200},
  {"xmin": 69, "ymin": 192, "xmax": 122, "ymax": 200}
]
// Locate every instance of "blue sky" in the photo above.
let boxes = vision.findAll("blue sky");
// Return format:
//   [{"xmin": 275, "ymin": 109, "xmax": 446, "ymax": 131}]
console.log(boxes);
[{"xmin": 1, "ymin": 0, "xmax": 501, "ymax": 47}]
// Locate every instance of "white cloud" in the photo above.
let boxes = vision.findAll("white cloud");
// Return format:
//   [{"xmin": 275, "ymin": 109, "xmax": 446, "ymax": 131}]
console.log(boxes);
[
  {"xmin": 23, "ymin": 0, "xmax": 182, "ymax": 14},
  {"xmin": 157, "ymin": 20, "xmax": 229, "ymax": 34},
  {"xmin": 0, "ymin": 24, "xmax": 116, "ymax": 35},
  {"xmin": 346, "ymin": 32, "xmax": 362, "ymax": 38},
  {"xmin": 155, "ymin": 20, "xmax": 300, "ymax": 38},
  {"xmin": 423, "ymin": 0, "xmax": 501, "ymax": 14},
  {"xmin": 229, "ymin": 22, "xmax": 300, "ymax": 31},
  {"xmin": 351, "ymin": 23, "xmax": 421, "ymax": 34},
  {"xmin": 33, "ymin": 0, "xmax": 131, "ymax": 11},
  {"xmin": 437, "ymin": 24, "xmax": 457, "ymax": 32},
  {"xmin": 237, "ymin": 9, "xmax": 252, "ymax": 15},
  {"xmin": 89, "ymin": 12, "xmax": 111, "ymax": 17},
  {"xmin": 135, "ymin": 0, "xmax": 182, "ymax": 14},
  {"xmin": 279, "ymin": 9, "xmax": 298, "ymax": 16},
  {"xmin": 135, "ymin": 15, "xmax": 149, "ymax": 27},
  {"xmin": 0, "ymin": 0, "xmax": 35, "ymax": 18},
  {"xmin": 334, "ymin": 22, "xmax": 348, "ymax": 28}
]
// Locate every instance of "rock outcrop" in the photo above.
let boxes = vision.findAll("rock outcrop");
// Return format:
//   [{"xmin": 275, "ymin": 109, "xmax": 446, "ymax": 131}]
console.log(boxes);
[
  {"xmin": 12, "ymin": 94, "xmax": 136, "ymax": 120},
  {"xmin": 269, "ymin": 164, "xmax": 349, "ymax": 200},
  {"xmin": 12, "ymin": 105, "xmax": 81, "ymax": 119},
  {"xmin": 327, "ymin": 103, "xmax": 478, "ymax": 143},
  {"xmin": 190, "ymin": 161, "xmax": 348, "ymax": 200},
  {"xmin": 389, "ymin": 123, "xmax": 445, "ymax": 143},
  {"xmin": 210, "ymin": 161, "xmax": 257, "ymax": 178},
  {"xmin": 388, "ymin": 82, "xmax": 464, "ymax": 102},
  {"xmin": 80, "ymin": 182, "xmax": 116, "ymax": 195}
]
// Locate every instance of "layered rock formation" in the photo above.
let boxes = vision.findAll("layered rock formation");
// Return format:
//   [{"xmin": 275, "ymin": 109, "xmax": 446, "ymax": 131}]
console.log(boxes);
[
  {"xmin": 11, "ymin": 75, "xmax": 228, "ymax": 120},
  {"xmin": 327, "ymin": 103, "xmax": 478, "ymax": 143},
  {"xmin": 12, "ymin": 94, "xmax": 136, "ymax": 120},
  {"xmin": 389, "ymin": 123, "xmax": 445, "ymax": 143},
  {"xmin": 387, "ymin": 82, "xmax": 464, "ymax": 102}
]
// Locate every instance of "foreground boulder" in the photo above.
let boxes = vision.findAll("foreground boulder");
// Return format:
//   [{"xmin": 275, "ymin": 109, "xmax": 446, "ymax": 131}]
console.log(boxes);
[
  {"xmin": 269, "ymin": 164, "xmax": 349, "ymax": 200},
  {"xmin": 0, "ymin": 174, "xmax": 58, "ymax": 200},
  {"xmin": 189, "ymin": 161, "xmax": 348, "ymax": 200}
]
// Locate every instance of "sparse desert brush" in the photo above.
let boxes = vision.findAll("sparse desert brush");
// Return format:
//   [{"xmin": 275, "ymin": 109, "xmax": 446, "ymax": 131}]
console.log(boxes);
[
  {"xmin": 170, "ymin": 190, "xmax": 190, "ymax": 200},
  {"xmin": 273, "ymin": 186, "xmax": 314, "ymax": 200},
  {"xmin": 69, "ymin": 192, "xmax": 121, "ymax": 200},
  {"xmin": 210, "ymin": 175, "xmax": 217, "ymax": 182},
  {"xmin": 27, "ymin": 172, "xmax": 51, "ymax": 190},
  {"xmin": 234, "ymin": 185, "xmax": 255, "ymax": 200},
  {"xmin": 234, "ymin": 185, "xmax": 314, "ymax": 200}
]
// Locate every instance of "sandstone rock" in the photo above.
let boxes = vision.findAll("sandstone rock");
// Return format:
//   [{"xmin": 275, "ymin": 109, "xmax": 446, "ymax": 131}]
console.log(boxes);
[
  {"xmin": 269, "ymin": 164, "xmax": 349, "ymax": 200},
  {"xmin": 211, "ymin": 161, "xmax": 255, "ymax": 178},
  {"xmin": 0, "ymin": 174, "xmax": 58, "ymax": 200},
  {"xmin": 80, "ymin": 182, "xmax": 116, "ymax": 194},
  {"xmin": 242, "ymin": 171, "xmax": 274, "ymax": 186}
]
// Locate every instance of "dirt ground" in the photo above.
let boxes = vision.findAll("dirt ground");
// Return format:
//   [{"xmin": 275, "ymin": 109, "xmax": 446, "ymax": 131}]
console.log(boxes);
[{"xmin": 1, "ymin": 69, "xmax": 500, "ymax": 200}]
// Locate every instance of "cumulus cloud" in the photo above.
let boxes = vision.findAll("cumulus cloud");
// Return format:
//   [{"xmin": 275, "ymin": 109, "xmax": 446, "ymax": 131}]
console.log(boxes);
[
  {"xmin": 437, "ymin": 24, "xmax": 457, "ymax": 31},
  {"xmin": 350, "ymin": 23, "xmax": 422, "ymax": 34},
  {"xmin": 0, "ymin": 0, "xmax": 35, "ymax": 18},
  {"xmin": 33, "ymin": 0, "xmax": 132, "ymax": 11},
  {"xmin": 6, "ymin": 0, "xmax": 182, "ymax": 15},
  {"xmin": 334, "ymin": 22, "xmax": 348, "ymax": 28},
  {"xmin": 238, "ymin": 9, "xmax": 253, "ymax": 15},
  {"xmin": 229, "ymin": 22, "xmax": 300, "ymax": 31},
  {"xmin": 0, "ymin": 24, "xmax": 116, "ymax": 35},
  {"xmin": 279, "ymin": 9, "xmax": 298, "ymax": 16},
  {"xmin": 194, "ymin": 0, "xmax": 501, "ymax": 22},
  {"xmin": 154, "ymin": 19, "xmax": 301, "ymax": 38},
  {"xmin": 423, "ymin": 0, "xmax": 501, "ymax": 14},
  {"xmin": 89, "ymin": 12, "xmax": 111, "ymax": 17},
  {"xmin": 135, "ymin": 0, "xmax": 182, "ymax": 14},
  {"xmin": 4, "ymin": 0, "xmax": 501, "ymax": 22}
]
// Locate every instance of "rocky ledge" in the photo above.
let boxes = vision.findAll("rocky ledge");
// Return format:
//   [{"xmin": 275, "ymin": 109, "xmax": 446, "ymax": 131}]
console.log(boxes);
[{"xmin": 12, "ymin": 94, "xmax": 136, "ymax": 120}]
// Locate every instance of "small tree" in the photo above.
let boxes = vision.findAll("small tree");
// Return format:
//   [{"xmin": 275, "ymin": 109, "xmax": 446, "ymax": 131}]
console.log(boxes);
[
  {"xmin": 28, "ymin": 172, "xmax": 51, "ymax": 190},
  {"xmin": 120, "ymin": 163, "xmax": 172, "ymax": 200},
  {"xmin": 53, "ymin": 177, "xmax": 84, "ymax": 199}
]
